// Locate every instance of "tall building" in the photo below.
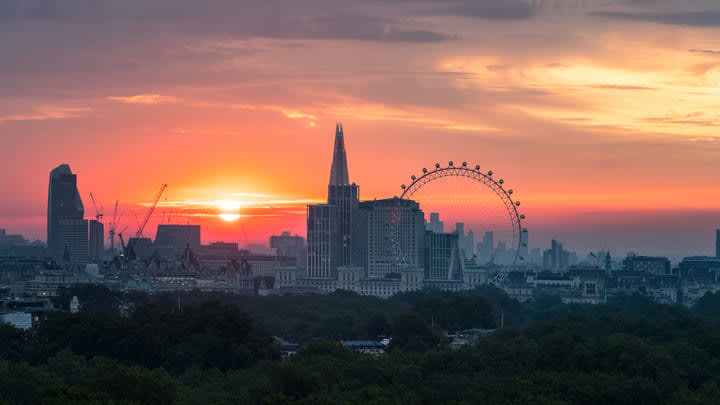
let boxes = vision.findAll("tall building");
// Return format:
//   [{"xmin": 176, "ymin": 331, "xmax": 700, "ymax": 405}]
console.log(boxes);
[
  {"xmin": 307, "ymin": 124, "xmax": 359, "ymax": 279},
  {"xmin": 716, "ymin": 229, "xmax": 720, "ymax": 257},
  {"xmin": 47, "ymin": 164, "xmax": 88, "ymax": 263},
  {"xmin": 356, "ymin": 198, "xmax": 426, "ymax": 278},
  {"xmin": 88, "ymin": 219, "xmax": 104, "ymax": 261},
  {"xmin": 307, "ymin": 204, "xmax": 338, "ymax": 278},
  {"xmin": 424, "ymin": 231, "xmax": 463, "ymax": 280}
]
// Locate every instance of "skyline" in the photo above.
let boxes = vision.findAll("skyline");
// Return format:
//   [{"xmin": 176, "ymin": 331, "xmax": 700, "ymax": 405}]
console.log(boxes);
[{"xmin": 3, "ymin": 0, "xmax": 720, "ymax": 256}]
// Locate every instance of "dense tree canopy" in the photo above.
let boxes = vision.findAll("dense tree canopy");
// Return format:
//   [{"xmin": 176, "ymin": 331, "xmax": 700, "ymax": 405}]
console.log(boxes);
[{"xmin": 4, "ymin": 286, "xmax": 720, "ymax": 403}]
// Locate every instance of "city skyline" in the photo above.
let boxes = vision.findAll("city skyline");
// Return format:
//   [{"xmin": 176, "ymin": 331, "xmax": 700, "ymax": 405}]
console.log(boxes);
[{"xmin": 3, "ymin": 0, "xmax": 720, "ymax": 256}]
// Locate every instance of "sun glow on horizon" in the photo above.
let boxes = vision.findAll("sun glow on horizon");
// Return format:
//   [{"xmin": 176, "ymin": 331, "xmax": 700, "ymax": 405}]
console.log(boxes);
[{"xmin": 219, "ymin": 213, "xmax": 241, "ymax": 222}]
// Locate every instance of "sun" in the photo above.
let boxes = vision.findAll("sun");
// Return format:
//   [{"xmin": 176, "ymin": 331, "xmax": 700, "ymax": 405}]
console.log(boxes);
[
  {"xmin": 219, "ymin": 213, "xmax": 241, "ymax": 222},
  {"xmin": 217, "ymin": 199, "xmax": 243, "ymax": 222}
]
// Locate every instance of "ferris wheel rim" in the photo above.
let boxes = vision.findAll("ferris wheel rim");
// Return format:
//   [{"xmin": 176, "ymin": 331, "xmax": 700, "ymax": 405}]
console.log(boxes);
[{"xmin": 398, "ymin": 163, "xmax": 526, "ymax": 270}]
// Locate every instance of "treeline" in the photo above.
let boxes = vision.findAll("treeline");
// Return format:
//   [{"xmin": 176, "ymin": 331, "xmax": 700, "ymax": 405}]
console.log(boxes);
[{"xmin": 2, "ymin": 287, "xmax": 720, "ymax": 403}]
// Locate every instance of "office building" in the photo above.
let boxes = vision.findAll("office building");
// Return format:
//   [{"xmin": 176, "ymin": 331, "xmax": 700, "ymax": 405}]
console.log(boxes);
[
  {"xmin": 47, "ymin": 164, "xmax": 87, "ymax": 262},
  {"xmin": 306, "ymin": 204, "xmax": 338, "ymax": 279},
  {"xmin": 88, "ymin": 219, "xmax": 104, "ymax": 261},
  {"xmin": 424, "ymin": 231, "xmax": 463, "ymax": 280},
  {"xmin": 357, "ymin": 198, "xmax": 426, "ymax": 278}
]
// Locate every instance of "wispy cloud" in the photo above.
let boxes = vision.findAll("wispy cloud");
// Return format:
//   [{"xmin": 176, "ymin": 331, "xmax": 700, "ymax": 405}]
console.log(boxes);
[
  {"xmin": 0, "ymin": 106, "xmax": 91, "ymax": 123},
  {"xmin": 107, "ymin": 94, "xmax": 182, "ymax": 105},
  {"xmin": 231, "ymin": 104, "xmax": 317, "ymax": 124}
]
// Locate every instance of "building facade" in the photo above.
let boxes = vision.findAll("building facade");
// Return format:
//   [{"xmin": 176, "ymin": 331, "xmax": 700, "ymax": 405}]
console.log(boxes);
[{"xmin": 47, "ymin": 164, "xmax": 86, "ymax": 262}]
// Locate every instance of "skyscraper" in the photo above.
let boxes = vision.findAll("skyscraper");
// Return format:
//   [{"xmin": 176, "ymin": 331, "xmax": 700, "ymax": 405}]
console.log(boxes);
[
  {"xmin": 88, "ymin": 219, "xmax": 104, "ymax": 261},
  {"xmin": 307, "ymin": 124, "xmax": 359, "ymax": 278},
  {"xmin": 716, "ymin": 229, "xmax": 720, "ymax": 257},
  {"xmin": 47, "ymin": 164, "xmax": 88, "ymax": 263}
]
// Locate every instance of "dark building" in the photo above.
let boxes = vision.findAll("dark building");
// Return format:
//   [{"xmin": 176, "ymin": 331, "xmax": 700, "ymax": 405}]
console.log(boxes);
[
  {"xmin": 88, "ymin": 219, "xmax": 104, "ymax": 261},
  {"xmin": 47, "ymin": 164, "xmax": 88, "ymax": 263},
  {"xmin": 307, "ymin": 204, "xmax": 338, "ymax": 279},
  {"xmin": 424, "ymin": 231, "xmax": 463, "ymax": 280},
  {"xmin": 716, "ymin": 229, "xmax": 720, "ymax": 257},
  {"xmin": 679, "ymin": 257, "xmax": 720, "ymax": 284},
  {"xmin": 622, "ymin": 255, "xmax": 671, "ymax": 275},
  {"xmin": 154, "ymin": 225, "xmax": 201, "ymax": 258}
]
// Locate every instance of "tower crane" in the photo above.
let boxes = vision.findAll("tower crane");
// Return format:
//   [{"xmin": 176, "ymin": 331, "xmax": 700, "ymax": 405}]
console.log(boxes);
[
  {"xmin": 108, "ymin": 200, "xmax": 121, "ymax": 253},
  {"xmin": 136, "ymin": 184, "xmax": 168, "ymax": 238},
  {"xmin": 89, "ymin": 192, "xmax": 104, "ymax": 222}
]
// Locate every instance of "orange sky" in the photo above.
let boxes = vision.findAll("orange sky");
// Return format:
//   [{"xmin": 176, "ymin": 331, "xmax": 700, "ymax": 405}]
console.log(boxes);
[{"xmin": 2, "ymin": 0, "xmax": 720, "ymax": 257}]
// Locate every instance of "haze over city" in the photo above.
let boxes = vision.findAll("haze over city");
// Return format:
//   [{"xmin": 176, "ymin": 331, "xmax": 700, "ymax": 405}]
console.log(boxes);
[{"xmin": 3, "ymin": 0, "xmax": 720, "ymax": 257}]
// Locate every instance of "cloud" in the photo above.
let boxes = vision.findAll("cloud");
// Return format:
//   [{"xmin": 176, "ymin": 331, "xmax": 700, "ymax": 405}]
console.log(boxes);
[
  {"xmin": 429, "ymin": 0, "xmax": 539, "ymax": 20},
  {"xmin": 589, "ymin": 11, "xmax": 720, "ymax": 27},
  {"xmin": 0, "ymin": 0, "xmax": 454, "ymax": 43},
  {"xmin": 107, "ymin": 94, "xmax": 182, "ymax": 104},
  {"xmin": 689, "ymin": 49, "xmax": 720, "ymax": 55},
  {"xmin": 0, "ymin": 106, "xmax": 90, "ymax": 123},
  {"xmin": 588, "ymin": 84, "xmax": 658, "ymax": 91}
]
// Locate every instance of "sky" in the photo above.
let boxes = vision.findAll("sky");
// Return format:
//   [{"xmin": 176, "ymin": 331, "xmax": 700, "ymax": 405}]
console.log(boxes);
[{"xmin": 2, "ymin": 0, "xmax": 720, "ymax": 258}]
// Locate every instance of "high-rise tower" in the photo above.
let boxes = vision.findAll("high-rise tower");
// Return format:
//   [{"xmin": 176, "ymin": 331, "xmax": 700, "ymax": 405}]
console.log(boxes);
[
  {"xmin": 328, "ymin": 124, "xmax": 359, "ymax": 267},
  {"xmin": 307, "ymin": 124, "xmax": 359, "ymax": 279},
  {"xmin": 47, "ymin": 164, "xmax": 88, "ymax": 263}
]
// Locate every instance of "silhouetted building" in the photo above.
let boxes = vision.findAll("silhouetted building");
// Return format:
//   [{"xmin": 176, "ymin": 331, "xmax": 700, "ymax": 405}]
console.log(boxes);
[
  {"xmin": 88, "ymin": 219, "xmax": 103, "ymax": 261},
  {"xmin": 270, "ymin": 232, "xmax": 305, "ymax": 263},
  {"xmin": 307, "ymin": 124, "xmax": 358, "ymax": 279},
  {"xmin": 154, "ymin": 225, "xmax": 200, "ymax": 258},
  {"xmin": 47, "ymin": 164, "xmax": 87, "ymax": 262},
  {"xmin": 543, "ymin": 239, "xmax": 575, "ymax": 272},
  {"xmin": 679, "ymin": 257, "xmax": 720, "ymax": 284},
  {"xmin": 307, "ymin": 204, "xmax": 338, "ymax": 279},
  {"xmin": 716, "ymin": 229, "xmax": 720, "ymax": 257},
  {"xmin": 622, "ymin": 255, "xmax": 671, "ymax": 275},
  {"xmin": 424, "ymin": 231, "xmax": 463, "ymax": 280}
]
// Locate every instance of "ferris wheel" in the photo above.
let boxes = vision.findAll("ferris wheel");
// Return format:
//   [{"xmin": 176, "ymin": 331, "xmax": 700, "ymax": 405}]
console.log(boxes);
[{"xmin": 396, "ymin": 161, "xmax": 528, "ymax": 283}]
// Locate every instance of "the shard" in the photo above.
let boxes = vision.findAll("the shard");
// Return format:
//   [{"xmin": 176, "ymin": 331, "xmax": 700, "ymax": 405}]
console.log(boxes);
[{"xmin": 329, "ymin": 123, "xmax": 350, "ymax": 186}]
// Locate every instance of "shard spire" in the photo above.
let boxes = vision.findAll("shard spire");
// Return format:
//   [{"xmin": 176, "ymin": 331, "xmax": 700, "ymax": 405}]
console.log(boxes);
[{"xmin": 329, "ymin": 123, "xmax": 350, "ymax": 185}]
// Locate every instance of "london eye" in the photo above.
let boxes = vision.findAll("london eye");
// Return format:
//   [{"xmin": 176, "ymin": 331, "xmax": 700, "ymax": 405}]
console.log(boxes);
[{"xmin": 395, "ymin": 161, "xmax": 527, "ymax": 282}]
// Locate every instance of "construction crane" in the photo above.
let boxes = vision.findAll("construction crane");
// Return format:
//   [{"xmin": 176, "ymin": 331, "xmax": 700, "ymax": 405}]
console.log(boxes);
[
  {"xmin": 108, "ymin": 200, "xmax": 121, "ymax": 253},
  {"xmin": 136, "ymin": 184, "xmax": 168, "ymax": 238},
  {"xmin": 89, "ymin": 192, "xmax": 104, "ymax": 222}
]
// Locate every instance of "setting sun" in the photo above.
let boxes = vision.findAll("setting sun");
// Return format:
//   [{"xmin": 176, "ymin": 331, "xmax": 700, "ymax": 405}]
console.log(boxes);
[{"xmin": 219, "ymin": 213, "xmax": 241, "ymax": 222}]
